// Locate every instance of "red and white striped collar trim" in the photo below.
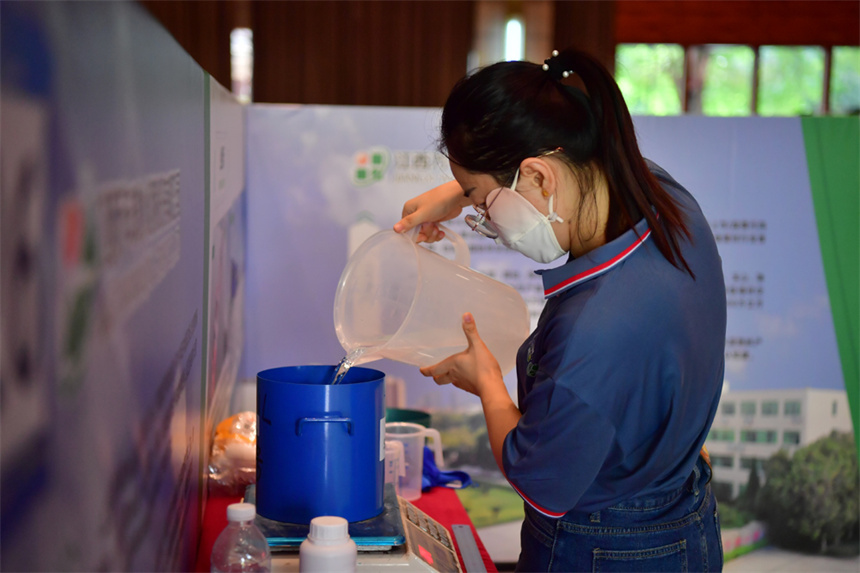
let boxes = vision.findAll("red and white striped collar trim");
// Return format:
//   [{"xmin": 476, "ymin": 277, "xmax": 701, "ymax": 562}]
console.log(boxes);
[{"xmin": 538, "ymin": 217, "xmax": 653, "ymax": 299}]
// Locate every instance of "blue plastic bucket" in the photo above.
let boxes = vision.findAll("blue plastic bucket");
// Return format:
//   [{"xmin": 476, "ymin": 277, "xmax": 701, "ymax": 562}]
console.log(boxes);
[{"xmin": 256, "ymin": 365, "xmax": 385, "ymax": 524}]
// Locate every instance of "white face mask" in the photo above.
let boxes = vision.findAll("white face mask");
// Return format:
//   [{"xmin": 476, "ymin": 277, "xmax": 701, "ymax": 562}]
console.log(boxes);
[{"xmin": 467, "ymin": 169, "xmax": 567, "ymax": 264}]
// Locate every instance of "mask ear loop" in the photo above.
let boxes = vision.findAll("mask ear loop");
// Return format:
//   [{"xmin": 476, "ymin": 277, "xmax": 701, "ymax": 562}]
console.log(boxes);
[
  {"xmin": 509, "ymin": 169, "xmax": 520, "ymax": 192},
  {"xmin": 537, "ymin": 148, "xmax": 565, "ymax": 223},
  {"xmin": 546, "ymin": 194, "xmax": 564, "ymax": 223}
]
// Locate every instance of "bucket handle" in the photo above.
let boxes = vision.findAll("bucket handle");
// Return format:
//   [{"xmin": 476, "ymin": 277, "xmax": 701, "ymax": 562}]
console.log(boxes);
[
  {"xmin": 408, "ymin": 224, "xmax": 471, "ymax": 268},
  {"xmin": 296, "ymin": 416, "xmax": 354, "ymax": 436}
]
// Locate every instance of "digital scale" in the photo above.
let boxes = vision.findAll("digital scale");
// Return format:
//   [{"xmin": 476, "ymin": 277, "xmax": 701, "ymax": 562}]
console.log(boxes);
[{"xmin": 245, "ymin": 484, "xmax": 486, "ymax": 572}]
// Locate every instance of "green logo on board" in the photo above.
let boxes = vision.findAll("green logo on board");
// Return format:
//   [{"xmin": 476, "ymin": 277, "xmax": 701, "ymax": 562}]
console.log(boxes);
[{"xmin": 352, "ymin": 147, "xmax": 390, "ymax": 186}]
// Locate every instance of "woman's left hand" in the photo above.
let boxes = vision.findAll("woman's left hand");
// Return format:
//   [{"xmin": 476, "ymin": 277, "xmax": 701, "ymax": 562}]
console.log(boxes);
[
  {"xmin": 420, "ymin": 313, "xmax": 504, "ymax": 398},
  {"xmin": 423, "ymin": 313, "xmax": 520, "ymax": 474}
]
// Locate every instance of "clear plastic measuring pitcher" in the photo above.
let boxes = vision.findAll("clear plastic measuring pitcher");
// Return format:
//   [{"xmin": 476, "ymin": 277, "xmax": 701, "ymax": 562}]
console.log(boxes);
[
  {"xmin": 385, "ymin": 422, "xmax": 443, "ymax": 501},
  {"xmin": 333, "ymin": 226, "xmax": 530, "ymax": 374}
]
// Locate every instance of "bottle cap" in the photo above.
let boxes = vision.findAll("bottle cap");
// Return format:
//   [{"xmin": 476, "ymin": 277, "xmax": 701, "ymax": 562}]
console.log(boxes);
[
  {"xmin": 308, "ymin": 516, "xmax": 350, "ymax": 544},
  {"xmin": 226, "ymin": 502, "xmax": 257, "ymax": 522}
]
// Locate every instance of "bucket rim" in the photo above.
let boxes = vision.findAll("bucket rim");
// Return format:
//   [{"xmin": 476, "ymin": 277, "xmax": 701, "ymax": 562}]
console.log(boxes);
[{"xmin": 257, "ymin": 364, "xmax": 385, "ymax": 385}]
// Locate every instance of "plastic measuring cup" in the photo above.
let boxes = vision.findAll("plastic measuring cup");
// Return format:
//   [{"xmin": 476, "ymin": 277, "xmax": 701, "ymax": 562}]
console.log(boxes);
[
  {"xmin": 333, "ymin": 226, "xmax": 530, "ymax": 374},
  {"xmin": 385, "ymin": 422, "xmax": 443, "ymax": 501},
  {"xmin": 384, "ymin": 440, "xmax": 405, "ymax": 496}
]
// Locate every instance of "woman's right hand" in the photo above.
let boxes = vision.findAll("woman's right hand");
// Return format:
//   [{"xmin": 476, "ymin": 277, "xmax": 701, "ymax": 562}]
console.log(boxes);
[{"xmin": 393, "ymin": 180, "xmax": 468, "ymax": 243}]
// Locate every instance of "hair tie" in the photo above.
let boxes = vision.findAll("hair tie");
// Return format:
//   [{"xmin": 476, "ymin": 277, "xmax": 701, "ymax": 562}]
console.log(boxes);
[{"xmin": 542, "ymin": 49, "xmax": 573, "ymax": 81}]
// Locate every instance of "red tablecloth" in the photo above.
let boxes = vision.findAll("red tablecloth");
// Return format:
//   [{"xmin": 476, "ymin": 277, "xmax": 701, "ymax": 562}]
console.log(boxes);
[
  {"xmin": 196, "ymin": 486, "xmax": 497, "ymax": 572},
  {"xmin": 413, "ymin": 487, "xmax": 497, "ymax": 572}
]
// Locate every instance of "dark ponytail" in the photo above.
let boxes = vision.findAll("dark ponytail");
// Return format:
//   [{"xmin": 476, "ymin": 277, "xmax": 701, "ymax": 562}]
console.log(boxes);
[{"xmin": 441, "ymin": 48, "xmax": 694, "ymax": 277}]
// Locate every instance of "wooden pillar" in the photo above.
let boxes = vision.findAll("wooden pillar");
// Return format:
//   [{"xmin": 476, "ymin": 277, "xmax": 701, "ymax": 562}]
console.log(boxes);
[
  {"xmin": 751, "ymin": 46, "xmax": 760, "ymax": 115},
  {"xmin": 251, "ymin": 0, "xmax": 473, "ymax": 106},
  {"xmin": 552, "ymin": 0, "xmax": 617, "ymax": 73},
  {"xmin": 822, "ymin": 46, "xmax": 832, "ymax": 114},
  {"xmin": 140, "ymin": 0, "xmax": 234, "ymax": 89}
]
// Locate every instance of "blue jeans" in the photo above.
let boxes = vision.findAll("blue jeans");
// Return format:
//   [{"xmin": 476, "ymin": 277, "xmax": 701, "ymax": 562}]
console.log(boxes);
[{"xmin": 516, "ymin": 457, "xmax": 723, "ymax": 572}]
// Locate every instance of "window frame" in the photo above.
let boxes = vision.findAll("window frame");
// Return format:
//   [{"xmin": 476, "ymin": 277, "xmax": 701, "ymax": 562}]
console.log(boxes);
[
  {"xmin": 784, "ymin": 401, "xmax": 802, "ymax": 416},
  {"xmin": 615, "ymin": 43, "xmax": 859, "ymax": 115},
  {"xmin": 740, "ymin": 429, "xmax": 777, "ymax": 443},
  {"xmin": 708, "ymin": 428, "xmax": 736, "ymax": 442}
]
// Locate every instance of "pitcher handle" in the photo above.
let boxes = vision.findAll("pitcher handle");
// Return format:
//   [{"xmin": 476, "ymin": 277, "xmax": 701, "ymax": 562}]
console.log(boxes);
[
  {"xmin": 437, "ymin": 224, "xmax": 471, "ymax": 268},
  {"xmin": 424, "ymin": 428, "xmax": 445, "ymax": 468},
  {"xmin": 406, "ymin": 224, "xmax": 471, "ymax": 268}
]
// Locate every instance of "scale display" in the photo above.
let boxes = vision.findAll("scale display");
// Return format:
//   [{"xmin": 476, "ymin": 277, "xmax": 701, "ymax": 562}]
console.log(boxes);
[{"xmin": 398, "ymin": 498, "xmax": 462, "ymax": 572}]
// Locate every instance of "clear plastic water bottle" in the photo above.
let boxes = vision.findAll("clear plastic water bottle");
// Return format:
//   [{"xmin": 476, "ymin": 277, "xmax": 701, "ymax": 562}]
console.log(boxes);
[{"xmin": 211, "ymin": 503, "xmax": 271, "ymax": 573}]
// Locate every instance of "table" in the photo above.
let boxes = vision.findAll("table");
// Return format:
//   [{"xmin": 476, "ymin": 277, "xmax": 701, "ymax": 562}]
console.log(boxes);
[{"xmin": 196, "ymin": 486, "xmax": 498, "ymax": 572}]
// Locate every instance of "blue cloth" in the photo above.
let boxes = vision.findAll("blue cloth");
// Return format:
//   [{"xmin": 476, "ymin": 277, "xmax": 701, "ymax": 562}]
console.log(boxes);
[
  {"xmin": 503, "ymin": 162, "xmax": 727, "ymax": 517},
  {"xmin": 516, "ymin": 456, "xmax": 722, "ymax": 572},
  {"xmin": 421, "ymin": 446, "xmax": 472, "ymax": 491}
]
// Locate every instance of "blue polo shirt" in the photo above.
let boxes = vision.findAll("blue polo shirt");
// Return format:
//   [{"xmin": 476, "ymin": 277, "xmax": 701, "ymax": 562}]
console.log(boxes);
[{"xmin": 502, "ymin": 162, "xmax": 726, "ymax": 517}]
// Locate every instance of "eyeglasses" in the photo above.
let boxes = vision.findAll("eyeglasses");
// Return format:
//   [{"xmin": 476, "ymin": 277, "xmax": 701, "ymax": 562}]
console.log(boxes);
[{"xmin": 465, "ymin": 186, "xmax": 503, "ymax": 239}]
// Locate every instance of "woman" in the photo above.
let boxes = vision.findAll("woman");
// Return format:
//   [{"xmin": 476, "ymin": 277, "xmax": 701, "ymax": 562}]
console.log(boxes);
[{"xmin": 394, "ymin": 48, "xmax": 726, "ymax": 572}]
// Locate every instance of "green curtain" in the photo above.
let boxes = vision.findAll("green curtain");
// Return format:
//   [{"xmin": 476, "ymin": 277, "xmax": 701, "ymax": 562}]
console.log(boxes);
[{"xmin": 802, "ymin": 117, "xmax": 860, "ymax": 455}]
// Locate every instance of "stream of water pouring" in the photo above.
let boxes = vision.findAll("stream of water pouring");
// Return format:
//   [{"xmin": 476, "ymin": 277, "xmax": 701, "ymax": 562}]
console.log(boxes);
[{"xmin": 331, "ymin": 348, "xmax": 367, "ymax": 384}]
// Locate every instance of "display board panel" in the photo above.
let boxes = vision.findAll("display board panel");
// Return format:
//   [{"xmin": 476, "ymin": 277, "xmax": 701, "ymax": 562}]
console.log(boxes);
[
  {"xmin": 1, "ymin": 3, "xmax": 207, "ymax": 570},
  {"xmin": 204, "ymin": 77, "xmax": 247, "ymax": 438},
  {"xmin": 243, "ymin": 108, "xmax": 849, "ymax": 408},
  {"xmin": 634, "ymin": 116, "xmax": 843, "ymax": 393}
]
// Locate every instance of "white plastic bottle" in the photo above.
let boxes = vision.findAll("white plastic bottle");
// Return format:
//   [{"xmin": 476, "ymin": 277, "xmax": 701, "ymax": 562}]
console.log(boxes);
[
  {"xmin": 211, "ymin": 502, "xmax": 271, "ymax": 573},
  {"xmin": 299, "ymin": 516, "xmax": 357, "ymax": 573}
]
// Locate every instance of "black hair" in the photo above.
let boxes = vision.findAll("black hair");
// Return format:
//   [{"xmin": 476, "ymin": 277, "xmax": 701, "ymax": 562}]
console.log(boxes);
[{"xmin": 440, "ymin": 48, "xmax": 693, "ymax": 276}]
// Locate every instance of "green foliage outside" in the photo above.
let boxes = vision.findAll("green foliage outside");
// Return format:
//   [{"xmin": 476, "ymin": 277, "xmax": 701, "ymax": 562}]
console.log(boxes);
[
  {"xmin": 712, "ymin": 465, "xmax": 759, "ymax": 530},
  {"xmin": 724, "ymin": 539, "xmax": 769, "ymax": 562},
  {"xmin": 739, "ymin": 463, "xmax": 762, "ymax": 511},
  {"xmin": 616, "ymin": 44, "xmax": 684, "ymax": 115},
  {"xmin": 759, "ymin": 46, "xmax": 825, "ymax": 116},
  {"xmin": 755, "ymin": 431, "xmax": 859, "ymax": 553},
  {"xmin": 831, "ymin": 47, "xmax": 860, "ymax": 114},
  {"xmin": 718, "ymin": 500, "xmax": 756, "ymax": 529},
  {"xmin": 702, "ymin": 46, "xmax": 755, "ymax": 116},
  {"xmin": 455, "ymin": 483, "xmax": 525, "ymax": 529}
]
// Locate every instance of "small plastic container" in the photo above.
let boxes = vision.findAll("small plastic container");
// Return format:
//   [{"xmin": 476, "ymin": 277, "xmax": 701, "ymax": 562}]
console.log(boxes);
[
  {"xmin": 211, "ymin": 503, "xmax": 271, "ymax": 573},
  {"xmin": 385, "ymin": 422, "xmax": 443, "ymax": 502},
  {"xmin": 299, "ymin": 516, "xmax": 357, "ymax": 573},
  {"xmin": 384, "ymin": 439, "xmax": 406, "ymax": 496}
]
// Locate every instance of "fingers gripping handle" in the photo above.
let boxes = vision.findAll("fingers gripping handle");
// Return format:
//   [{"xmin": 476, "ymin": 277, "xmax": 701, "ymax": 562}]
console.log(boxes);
[{"xmin": 407, "ymin": 224, "xmax": 471, "ymax": 268}]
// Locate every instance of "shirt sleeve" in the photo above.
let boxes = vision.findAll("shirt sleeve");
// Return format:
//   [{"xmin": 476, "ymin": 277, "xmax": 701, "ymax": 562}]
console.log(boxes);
[{"xmin": 502, "ymin": 374, "xmax": 617, "ymax": 517}]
